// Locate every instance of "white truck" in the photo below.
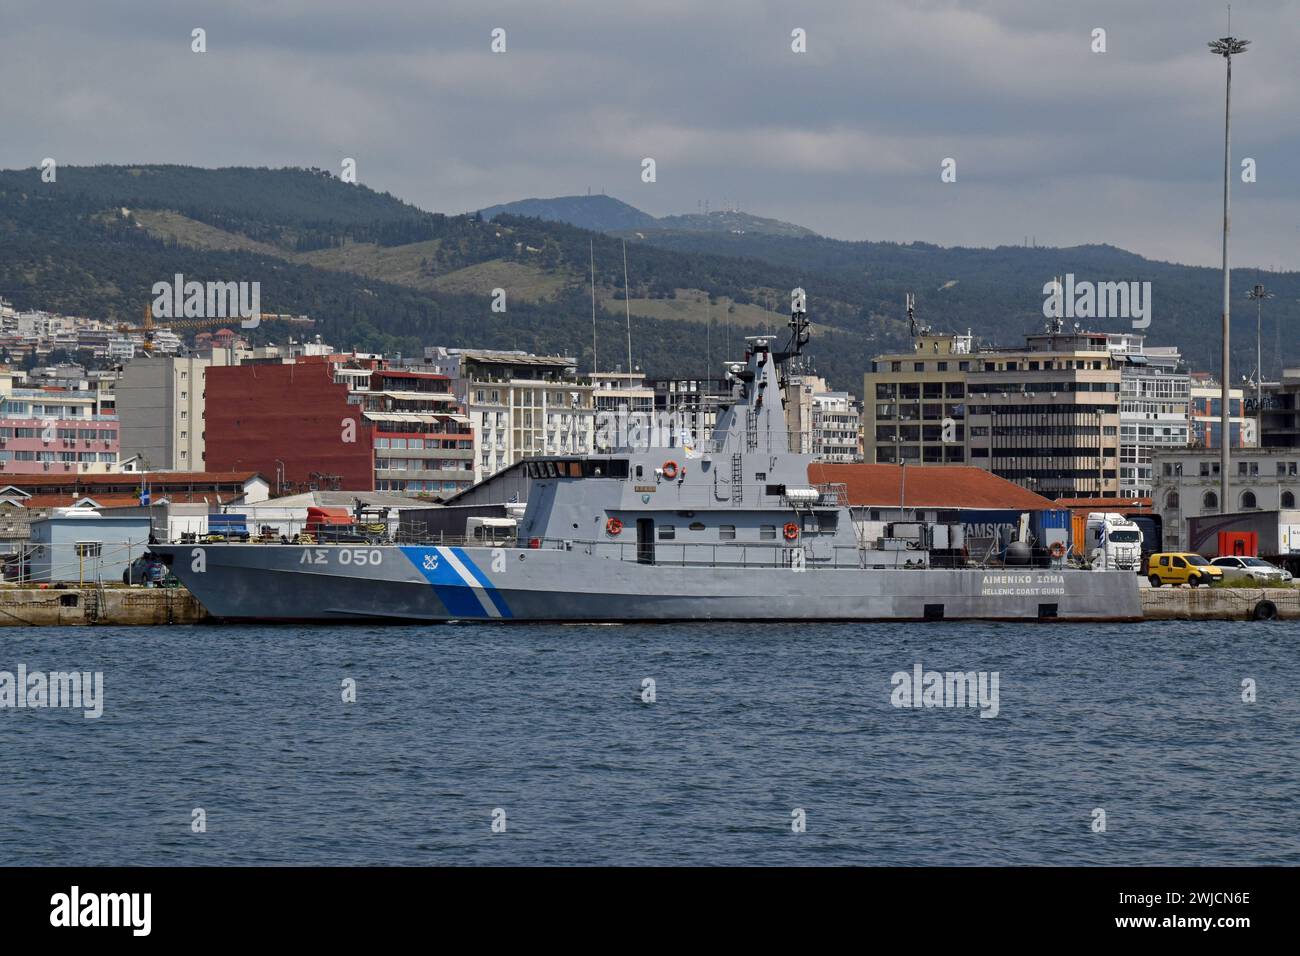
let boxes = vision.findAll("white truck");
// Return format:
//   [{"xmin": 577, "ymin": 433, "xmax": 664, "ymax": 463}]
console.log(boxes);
[{"xmin": 1085, "ymin": 512, "xmax": 1144, "ymax": 572}]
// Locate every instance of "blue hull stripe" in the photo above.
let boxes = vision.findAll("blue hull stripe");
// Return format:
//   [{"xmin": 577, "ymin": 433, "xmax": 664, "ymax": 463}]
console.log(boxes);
[
  {"xmin": 452, "ymin": 548, "xmax": 512, "ymax": 618},
  {"xmin": 399, "ymin": 546, "xmax": 511, "ymax": 619}
]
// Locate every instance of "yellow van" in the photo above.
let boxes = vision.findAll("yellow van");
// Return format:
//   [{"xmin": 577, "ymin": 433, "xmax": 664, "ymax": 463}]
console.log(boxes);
[{"xmin": 1147, "ymin": 552, "xmax": 1225, "ymax": 588}]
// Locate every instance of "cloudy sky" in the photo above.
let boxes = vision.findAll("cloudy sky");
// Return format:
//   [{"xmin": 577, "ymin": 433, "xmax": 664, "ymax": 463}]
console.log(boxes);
[{"xmin": 4, "ymin": 0, "xmax": 1299, "ymax": 268}]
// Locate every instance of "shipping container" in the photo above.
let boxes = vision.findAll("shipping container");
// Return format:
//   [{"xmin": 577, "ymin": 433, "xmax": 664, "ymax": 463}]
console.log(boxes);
[{"xmin": 1188, "ymin": 510, "xmax": 1300, "ymax": 574}]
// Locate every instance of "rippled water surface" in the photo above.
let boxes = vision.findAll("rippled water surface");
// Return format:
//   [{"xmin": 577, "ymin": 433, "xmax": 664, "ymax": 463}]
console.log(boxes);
[{"xmin": 2, "ymin": 620, "xmax": 1296, "ymax": 865}]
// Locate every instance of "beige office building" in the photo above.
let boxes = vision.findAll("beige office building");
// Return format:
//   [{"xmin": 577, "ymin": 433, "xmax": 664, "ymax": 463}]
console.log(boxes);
[
  {"xmin": 863, "ymin": 333, "xmax": 973, "ymax": 465},
  {"xmin": 965, "ymin": 331, "xmax": 1122, "ymax": 498}
]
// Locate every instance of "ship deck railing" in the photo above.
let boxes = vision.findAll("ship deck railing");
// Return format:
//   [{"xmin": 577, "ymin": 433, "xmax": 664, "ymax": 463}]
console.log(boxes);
[
  {"xmin": 156, "ymin": 532, "xmax": 1068, "ymax": 572},
  {"xmin": 495, "ymin": 537, "xmax": 974, "ymax": 570}
]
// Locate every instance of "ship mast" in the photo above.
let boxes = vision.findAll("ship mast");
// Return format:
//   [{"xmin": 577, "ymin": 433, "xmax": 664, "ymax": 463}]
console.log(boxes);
[
  {"xmin": 784, "ymin": 286, "xmax": 809, "ymax": 359},
  {"xmin": 776, "ymin": 287, "xmax": 809, "ymax": 406}
]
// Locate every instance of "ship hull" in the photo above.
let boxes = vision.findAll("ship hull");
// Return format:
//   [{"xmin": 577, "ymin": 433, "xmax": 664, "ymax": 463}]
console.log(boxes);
[{"xmin": 150, "ymin": 543, "xmax": 1143, "ymax": 623}]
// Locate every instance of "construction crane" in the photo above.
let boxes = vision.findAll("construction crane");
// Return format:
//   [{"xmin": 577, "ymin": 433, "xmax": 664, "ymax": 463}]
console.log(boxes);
[{"xmin": 116, "ymin": 306, "xmax": 315, "ymax": 353}]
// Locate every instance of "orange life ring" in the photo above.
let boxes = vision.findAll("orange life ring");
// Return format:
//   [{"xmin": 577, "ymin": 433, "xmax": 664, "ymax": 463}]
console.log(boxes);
[
  {"xmin": 606, "ymin": 517, "xmax": 623, "ymax": 536},
  {"xmin": 783, "ymin": 522, "xmax": 800, "ymax": 541},
  {"xmin": 661, "ymin": 460, "xmax": 678, "ymax": 480},
  {"xmin": 1049, "ymin": 542, "xmax": 1067, "ymax": 559}
]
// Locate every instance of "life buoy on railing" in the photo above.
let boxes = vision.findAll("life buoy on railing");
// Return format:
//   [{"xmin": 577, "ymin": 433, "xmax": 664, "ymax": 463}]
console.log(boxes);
[
  {"xmin": 606, "ymin": 517, "xmax": 624, "ymax": 536},
  {"xmin": 1049, "ymin": 542, "xmax": 1067, "ymax": 559},
  {"xmin": 661, "ymin": 460, "xmax": 679, "ymax": 480},
  {"xmin": 783, "ymin": 522, "xmax": 800, "ymax": 541}
]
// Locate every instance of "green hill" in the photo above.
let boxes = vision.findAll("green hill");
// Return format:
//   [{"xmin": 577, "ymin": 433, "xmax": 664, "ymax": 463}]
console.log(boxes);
[
  {"xmin": 2, "ymin": 165, "xmax": 1297, "ymax": 393},
  {"xmin": 480, "ymin": 195, "xmax": 658, "ymax": 233},
  {"xmin": 480, "ymin": 194, "xmax": 817, "ymax": 239}
]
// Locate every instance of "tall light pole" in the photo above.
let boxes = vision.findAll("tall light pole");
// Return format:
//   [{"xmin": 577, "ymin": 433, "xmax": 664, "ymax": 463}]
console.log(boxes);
[
  {"xmin": 1209, "ymin": 30, "xmax": 1250, "ymax": 513},
  {"xmin": 1247, "ymin": 284, "xmax": 1273, "ymax": 437}
]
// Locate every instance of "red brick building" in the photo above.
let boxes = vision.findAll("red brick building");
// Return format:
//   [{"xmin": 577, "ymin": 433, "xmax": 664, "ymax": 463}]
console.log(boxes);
[
  {"xmin": 205, "ymin": 361, "xmax": 373, "ymax": 492},
  {"xmin": 204, "ymin": 358, "xmax": 475, "ymax": 497}
]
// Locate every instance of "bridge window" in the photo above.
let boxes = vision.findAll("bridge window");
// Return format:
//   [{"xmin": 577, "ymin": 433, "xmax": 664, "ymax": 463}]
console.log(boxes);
[
  {"xmin": 582, "ymin": 459, "xmax": 629, "ymax": 479},
  {"xmin": 719, "ymin": 525, "xmax": 735, "ymax": 540},
  {"xmin": 658, "ymin": 525, "xmax": 675, "ymax": 540}
]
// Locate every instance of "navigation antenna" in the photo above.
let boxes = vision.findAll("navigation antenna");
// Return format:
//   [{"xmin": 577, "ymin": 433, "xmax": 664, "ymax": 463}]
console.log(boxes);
[
  {"xmin": 778, "ymin": 288, "xmax": 810, "ymax": 400},
  {"xmin": 784, "ymin": 286, "xmax": 810, "ymax": 358},
  {"xmin": 589, "ymin": 240, "xmax": 598, "ymax": 373},
  {"xmin": 621, "ymin": 239, "xmax": 634, "ymax": 375}
]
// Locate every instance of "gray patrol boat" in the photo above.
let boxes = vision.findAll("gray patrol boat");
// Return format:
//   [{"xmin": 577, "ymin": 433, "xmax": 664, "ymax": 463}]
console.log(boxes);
[{"xmin": 151, "ymin": 306, "xmax": 1142, "ymax": 622}]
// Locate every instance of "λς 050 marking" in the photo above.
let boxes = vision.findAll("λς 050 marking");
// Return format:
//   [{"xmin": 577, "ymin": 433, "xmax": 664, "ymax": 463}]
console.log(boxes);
[{"xmin": 299, "ymin": 548, "xmax": 384, "ymax": 566}]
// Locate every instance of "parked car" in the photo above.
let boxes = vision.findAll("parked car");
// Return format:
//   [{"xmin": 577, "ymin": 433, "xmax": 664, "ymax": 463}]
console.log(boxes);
[
  {"xmin": 1210, "ymin": 556, "xmax": 1293, "ymax": 585},
  {"xmin": 1147, "ymin": 552, "xmax": 1225, "ymax": 588},
  {"xmin": 122, "ymin": 554, "xmax": 172, "ymax": 586}
]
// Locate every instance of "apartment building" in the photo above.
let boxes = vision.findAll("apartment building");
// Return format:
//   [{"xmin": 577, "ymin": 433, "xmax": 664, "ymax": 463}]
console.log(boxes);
[
  {"xmin": 810, "ymin": 390, "xmax": 862, "ymax": 462},
  {"xmin": 862, "ymin": 333, "xmax": 972, "ymax": 465},
  {"xmin": 1108, "ymin": 334, "xmax": 1190, "ymax": 498},
  {"xmin": 0, "ymin": 367, "xmax": 119, "ymax": 476},
  {"xmin": 116, "ymin": 354, "xmax": 212, "ymax": 471},
  {"xmin": 785, "ymin": 373, "xmax": 862, "ymax": 462},
  {"xmin": 424, "ymin": 348, "xmax": 595, "ymax": 483},
  {"xmin": 1258, "ymin": 368, "xmax": 1300, "ymax": 448},
  {"xmin": 365, "ymin": 369, "xmax": 475, "ymax": 496},
  {"xmin": 589, "ymin": 371, "xmax": 655, "ymax": 415},
  {"xmin": 1188, "ymin": 374, "xmax": 1253, "ymax": 448},
  {"xmin": 652, "ymin": 377, "xmax": 731, "ymax": 444}
]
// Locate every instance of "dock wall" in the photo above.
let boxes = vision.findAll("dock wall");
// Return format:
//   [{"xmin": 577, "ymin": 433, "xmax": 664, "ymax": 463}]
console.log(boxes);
[
  {"xmin": 1140, "ymin": 586, "xmax": 1299, "ymax": 621},
  {"xmin": 0, "ymin": 587, "xmax": 208, "ymax": 626}
]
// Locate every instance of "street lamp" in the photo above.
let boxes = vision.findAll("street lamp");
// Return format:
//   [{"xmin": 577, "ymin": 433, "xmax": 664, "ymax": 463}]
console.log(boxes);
[{"xmin": 1208, "ymin": 30, "xmax": 1249, "ymax": 513}]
